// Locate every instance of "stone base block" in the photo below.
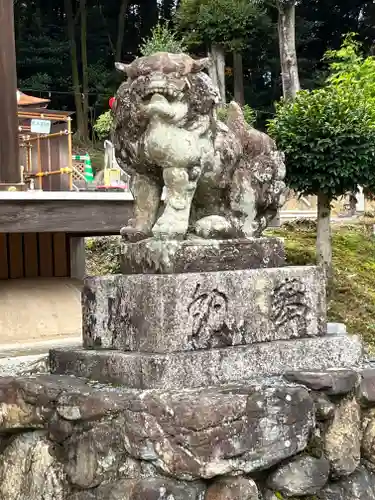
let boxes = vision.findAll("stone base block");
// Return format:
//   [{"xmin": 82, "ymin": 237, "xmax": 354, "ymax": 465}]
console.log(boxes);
[
  {"xmin": 120, "ymin": 237, "xmax": 285, "ymax": 274},
  {"xmin": 50, "ymin": 335, "xmax": 363, "ymax": 390},
  {"xmin": 82, "ymin": 266, "xmax": 326, "ymax": 352},
  {"xmin": 0, "ymin": 374, "xmax": 316, "ymax": 487},
  {"xmin": 2, "ymin": 367, "xmax": 375, "ymax": 499}
]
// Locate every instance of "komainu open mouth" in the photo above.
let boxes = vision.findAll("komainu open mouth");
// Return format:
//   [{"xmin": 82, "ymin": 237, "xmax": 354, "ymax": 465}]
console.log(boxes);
[{"xmin": 139, "ymin": 81, "xmax": 185, "ymax": 104}]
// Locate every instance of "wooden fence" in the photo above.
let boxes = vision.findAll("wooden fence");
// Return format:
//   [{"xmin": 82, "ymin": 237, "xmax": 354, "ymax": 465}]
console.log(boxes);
[{"xmin": 0, "ymin": 232, "xmax": 70, "ymax": 279}]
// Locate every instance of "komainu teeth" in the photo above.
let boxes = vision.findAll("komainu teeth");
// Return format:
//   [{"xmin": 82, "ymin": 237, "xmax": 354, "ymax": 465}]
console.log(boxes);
[{"xmin": 139, "ymin": 85, "xmax": 181, "ymax": 100}]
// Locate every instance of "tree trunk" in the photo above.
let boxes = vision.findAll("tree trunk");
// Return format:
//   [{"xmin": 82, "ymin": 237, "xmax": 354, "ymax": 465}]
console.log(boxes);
[
  {"xmin": 349, "ymin": 192, "xmax": 357, "ymax": 216},
  {"xmin": 65, "ymin": 0, "xmax": 84, "ymax": 138},
  {"xmin": 277, "ymin": 0, "xmax": 300, "ymax": 101},
  {"xmin": 233, "ymin": 51, "xmax": 244, "ymax": 105},
  {"xmin": 80, "ymin": 0, "xmax": 89, "ymax": 141},
  {"xmin": 0, "ymin": 0, "xmax": 19, "ymax": 183},
  {"xmin": 209, "ymin": 44, "xmax": 226, "ymax": 104},
  {"xmin": 317, "ymin": 192, "xmax": 332, "ymax": 281},
  {"xmin": 35, "ymin": 0, "xmax": 42, "ymax": 30},
  {"xmin": 115, "ymin": 0, "xmax": 129, "ymax": 61}
]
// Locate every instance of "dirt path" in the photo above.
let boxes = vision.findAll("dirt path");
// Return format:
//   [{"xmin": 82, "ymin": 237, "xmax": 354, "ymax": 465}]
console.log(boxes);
[{"xmin": 0, "ymin": 278, "xmax": 82, "ymax": 345}]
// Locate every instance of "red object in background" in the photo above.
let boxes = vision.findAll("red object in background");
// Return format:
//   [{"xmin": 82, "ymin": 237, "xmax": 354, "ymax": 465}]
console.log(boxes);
[{"xmin": 109, "ymin": 97, "xmax": 115, "ymax": 109}]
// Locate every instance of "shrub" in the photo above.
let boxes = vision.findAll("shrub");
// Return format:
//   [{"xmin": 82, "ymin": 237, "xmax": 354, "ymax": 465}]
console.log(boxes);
[
  {"xmin": 268, "ymin": 87, "xmax": 375, "ymax": 199},
  {"xmin": 268, "ymin": 85, "xmax": 375, "ymax": 277},
  {"xmin": 93, "ymin": 110, "xmax": 112, "ymax": 140},
  {"xmin": 140, "ymin": 23, "xmax": 186, "ymax": 56}
]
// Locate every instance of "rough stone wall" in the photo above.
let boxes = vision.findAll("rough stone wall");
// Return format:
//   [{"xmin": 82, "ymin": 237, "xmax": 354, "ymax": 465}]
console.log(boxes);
[{"xmin": 1, "ymin": 368, "xmax": 375, "ymax": 499}]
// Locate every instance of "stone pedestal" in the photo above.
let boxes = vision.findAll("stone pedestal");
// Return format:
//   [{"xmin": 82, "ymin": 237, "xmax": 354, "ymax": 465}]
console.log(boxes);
[
  {"xmin": 42, "ymin": 236, "xmax": 368, "ymax": 499},
  {"xmin": 0, "ymin": 45, "xmax": 371, "ymax": 499},
  {"xmin": 120, "ymin": 237, "xmax": 285, "ymax": 274},
  {"xmin": 51, "ymin": 335, "xmax": 362, "ymax": 390},
  {"xmin": 51, "ymin": 237, "xmax": 362, "ymax": 390},
  {"xmin": 81, "ymin": 266, "xmax": 326, "ymax": 352}
]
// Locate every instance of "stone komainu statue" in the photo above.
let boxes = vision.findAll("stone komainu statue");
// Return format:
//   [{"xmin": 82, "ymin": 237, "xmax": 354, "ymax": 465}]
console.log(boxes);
[{"xmin": 112, "ymin": 52, "xmax": 286, "ymax": 241}]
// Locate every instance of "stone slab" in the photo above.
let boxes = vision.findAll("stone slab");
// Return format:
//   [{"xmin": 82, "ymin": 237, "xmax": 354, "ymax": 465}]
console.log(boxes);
[
  {"xmin": 82, "ymin": 266, "xmax": 326, "ymax": 352},
  {"xmin": 50, "ymin": 335, "xmax": 363, "ymax": 390},
  {"xmin": 327, "ymin": 322, "xmax": 347, "ymax": 336},
  {"xmin": 120, "ymin": 237, "xmax": 285, "ymax": 274},
  {"xmin": 284, "ymin": 369, "xmax": 360, "ymax": 395}
]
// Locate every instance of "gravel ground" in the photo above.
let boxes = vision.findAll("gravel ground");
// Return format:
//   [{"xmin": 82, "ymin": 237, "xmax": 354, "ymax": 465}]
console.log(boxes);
[
  {"xmin": 0, "ymin": 354, "xmax": 49, "ymax": 376},
  {"xmin": 0, "ymin": 338, "xmax": 80, "ymax": 377}
]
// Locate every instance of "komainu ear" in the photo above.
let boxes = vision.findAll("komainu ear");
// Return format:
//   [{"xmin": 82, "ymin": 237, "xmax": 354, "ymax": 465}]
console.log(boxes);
[
  {"xmin": 115, "ymin": 62, "xmax": 131, "ymax": 75},
  {"xmin": 192, "ymin": 57, "xmax": 210, "ymax": 73}
]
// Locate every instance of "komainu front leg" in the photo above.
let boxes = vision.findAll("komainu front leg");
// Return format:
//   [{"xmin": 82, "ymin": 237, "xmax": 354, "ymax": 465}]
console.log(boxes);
[
  {"xmin": 120, "ymin": 173, "xmax": 162, "ymax": 242},
  {"xmin": 152, "ymin": 166, "xmax": 201, "ymax": 240}
]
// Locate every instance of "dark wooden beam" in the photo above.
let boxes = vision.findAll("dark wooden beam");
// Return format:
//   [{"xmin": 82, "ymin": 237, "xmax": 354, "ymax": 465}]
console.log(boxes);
[
  {"xmin": 0, "ymin": 199, "xmax": 134, "ymax": 234},
  {"xmin": 0, "ymin": 0, "xmax": 19, "ymax": 183}
]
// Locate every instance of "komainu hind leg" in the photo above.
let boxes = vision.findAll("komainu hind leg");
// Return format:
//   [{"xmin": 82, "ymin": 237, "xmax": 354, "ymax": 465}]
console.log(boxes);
[{"xmin": 194, "ymin": 166, "xmax": 256, "ymax": 239}]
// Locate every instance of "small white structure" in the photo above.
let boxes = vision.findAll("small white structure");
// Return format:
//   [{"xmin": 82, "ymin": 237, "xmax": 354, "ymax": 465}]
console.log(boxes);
[
  {"xmin": 104, "ymin": 140, "xmax": 119, "ymax": 171},
  {"xmin": 356, "ymin": 186, "xmax": 365, "ymax": 213},
  {"xmin": 103, "ymin": 140, "xmax": 130, "ymax": 187}
]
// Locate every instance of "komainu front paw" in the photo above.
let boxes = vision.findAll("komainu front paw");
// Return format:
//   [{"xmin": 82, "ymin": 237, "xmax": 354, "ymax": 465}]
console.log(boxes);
[{"xmin": 120, "ymin": 226, "xmax": 150, "ymax": 242}]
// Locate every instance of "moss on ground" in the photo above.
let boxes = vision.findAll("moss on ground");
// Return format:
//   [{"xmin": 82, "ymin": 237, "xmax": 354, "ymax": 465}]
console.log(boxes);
[
  {"xmin": 269, "ymin": 220, "xmax": 375, "ymax": 350},
  {"xmin": 85, "ymin": 220, "xmax": 375, "ymax": 350},
  {"xmin": 85, "ymin": 236, "xmax": 121, "ymax": 276}
]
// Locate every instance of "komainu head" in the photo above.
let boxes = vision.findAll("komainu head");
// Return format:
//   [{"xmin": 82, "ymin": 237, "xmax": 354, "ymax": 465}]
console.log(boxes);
[{"xmin": 112, "ymin": 52, "xmax": 220, "ymax": 173}]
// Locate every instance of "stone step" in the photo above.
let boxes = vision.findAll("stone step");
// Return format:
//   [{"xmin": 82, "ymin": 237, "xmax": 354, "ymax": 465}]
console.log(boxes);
[
  {"xmin": 82, "ymin": 265, "xmax": 327, "ymax": 353},
  {"xmin": 50, "ymin": 334, "xmax": 363, "ymax": 390}
]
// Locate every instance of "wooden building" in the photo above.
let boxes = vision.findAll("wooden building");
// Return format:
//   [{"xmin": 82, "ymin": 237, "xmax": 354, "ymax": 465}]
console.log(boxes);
[
  {"xmin": 18, "ymin": 105, "xmax": 74, "ymax": 191},
  {"xmin": 0, "ymin": 86, "xmax": 134, "ymax": 281},
  {"xmin": 0, "ymin": 0, "xmax": 134, "ymax": 290},
  {"xmin": 0, "ymin": 191, "xmax": 133, "ymax": 280}
]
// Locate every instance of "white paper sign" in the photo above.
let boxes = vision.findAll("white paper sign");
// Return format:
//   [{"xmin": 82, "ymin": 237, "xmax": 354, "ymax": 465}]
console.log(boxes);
[{"xmin": 30, "ymin": 119, "xmax": 51, "ymax": 134}]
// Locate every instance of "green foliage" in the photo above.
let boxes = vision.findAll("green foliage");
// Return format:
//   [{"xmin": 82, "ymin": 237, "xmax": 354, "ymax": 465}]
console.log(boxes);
[
  {"xmin": 271, "ymin": 32, "xmax": 375, "ymax": 202},
  {"xmin": 325, "ymin": 32, "xmax": 375, "ymax": 102},
  {"xmin": 175, "ymin": 0, "xmax": 268, "ymax": 51},
  {"xmin": 93, "ymin": 110, "xmax": 113, "ymax": 140},
  {"xmin": 13, "ymin": 0, "xmax": 375, "ymax": 139},
  {"xmin": 140, "ymin": 23, "xmax": 187, "ymax": 56},
  {"xmin": 325, "ymin": 33, "xmax": 363, "ymax": 75},
  {"xmin": 269, "ymin": 221, "xmax": 375, "ymax": 352},
  {"xmin": 268, "ymin": 85, "xmax": 375, "ymax": 199},
  {"xmin": 17, "ymin": 27, "xmax": 71, "ymax": 94},
  {"xmin": 241, "ymin": 104, "xmax": 256, "ymax": 126},
  {"xmin": 217, "ymin": 104, "xmax": 256, "ymax": 126},
  {"xmin": 19, "ymin": 72, "xmax": 52, "ymax": 91}
]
